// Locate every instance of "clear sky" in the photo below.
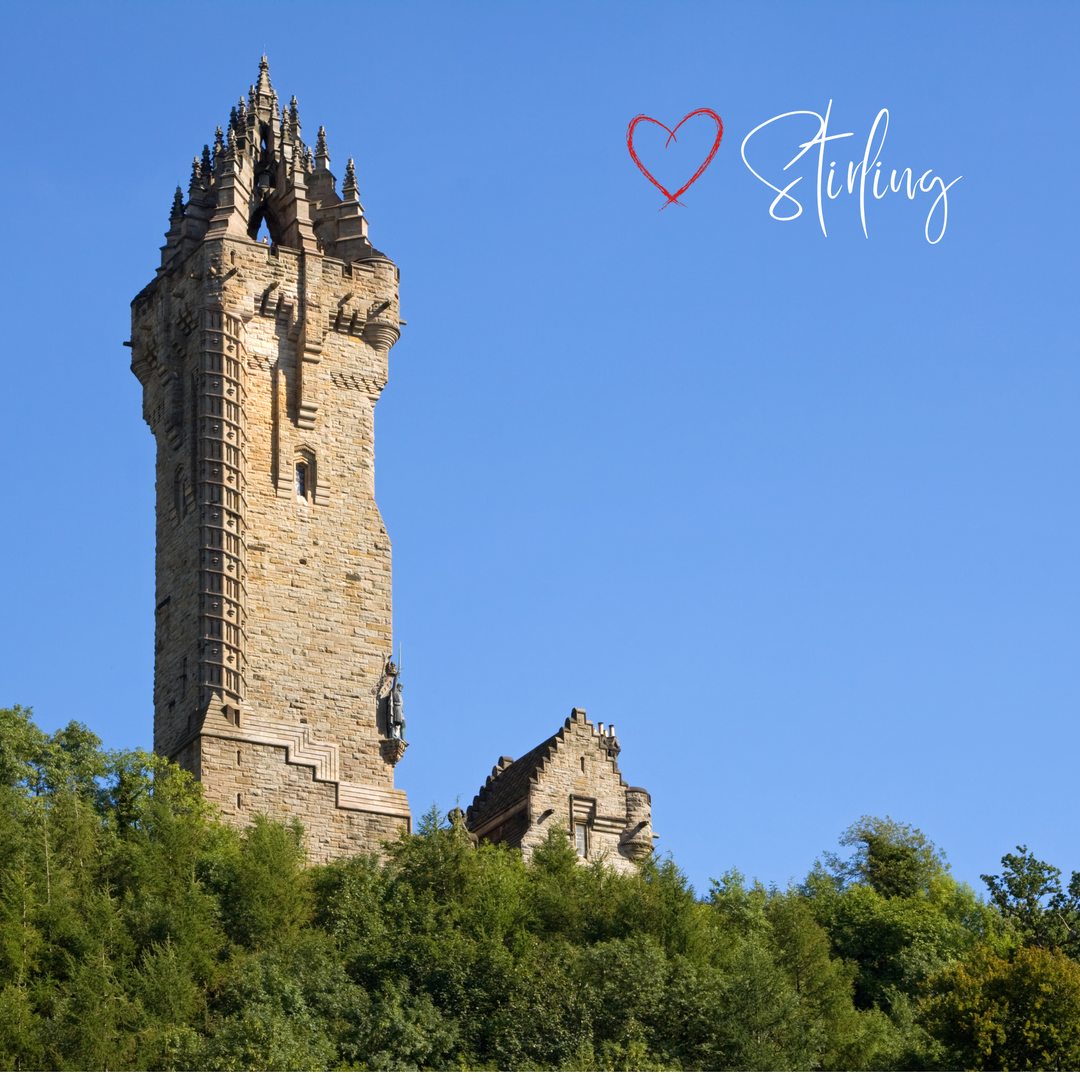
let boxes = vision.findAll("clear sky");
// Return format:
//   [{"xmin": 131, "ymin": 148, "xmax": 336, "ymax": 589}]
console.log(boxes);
[{"xmin": 1, "ymin": 0, "xmax": 1076, "ymax": 897}]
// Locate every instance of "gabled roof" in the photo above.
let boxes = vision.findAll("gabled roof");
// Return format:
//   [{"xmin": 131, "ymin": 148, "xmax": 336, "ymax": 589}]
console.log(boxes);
[
  {"xmin": 466, "ymin": 710, "xmax": 624, "ymax": 833},
  {"xmin": 466, "ymin": 729, "xmax": 562, "ymax": 831}
]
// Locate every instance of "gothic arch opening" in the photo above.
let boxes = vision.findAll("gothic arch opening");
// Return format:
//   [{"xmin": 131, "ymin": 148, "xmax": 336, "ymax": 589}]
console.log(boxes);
[{"xmin": 248, "ymin": 203, "xmax": 283, "ymax": 246}]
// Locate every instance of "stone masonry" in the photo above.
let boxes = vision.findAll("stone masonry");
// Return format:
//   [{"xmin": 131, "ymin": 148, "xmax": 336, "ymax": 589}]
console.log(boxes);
[
  {"xmin": 129, "ymin": 58, "xmax": 410, "ymax": 858},
  {"xmin": 465, "ymin": 709, "xmax": 656, "ymax": 871}
]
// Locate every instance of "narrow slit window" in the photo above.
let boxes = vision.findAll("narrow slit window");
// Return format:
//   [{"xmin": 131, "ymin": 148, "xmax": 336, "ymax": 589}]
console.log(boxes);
[
  {"xmin": 236, "ymin": 792, "xmax": 242, "ymax": 809},
  {"xmin": 575, "ymin": 824, "xmax": 587, "ymax": 857},
  {"xmin": 295, "ymin": 462, "xmax": 307, "ymax": 501}
]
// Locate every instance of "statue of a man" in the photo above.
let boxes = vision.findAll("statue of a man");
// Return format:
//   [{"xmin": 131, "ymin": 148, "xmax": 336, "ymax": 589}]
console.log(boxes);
[{"xmin": 391, "ymin": 680, "xmax": 405, "ymax": 740}]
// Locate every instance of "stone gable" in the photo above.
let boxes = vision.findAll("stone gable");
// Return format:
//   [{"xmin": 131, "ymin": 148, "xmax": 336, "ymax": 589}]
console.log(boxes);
[{"xmin": 466, "ymin": 709, "xmax": 655, "ymax": 871}]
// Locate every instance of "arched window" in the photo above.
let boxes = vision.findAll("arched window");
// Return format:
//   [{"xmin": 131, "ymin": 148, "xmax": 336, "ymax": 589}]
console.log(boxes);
[{"xmin": 294, "ymin": 448, "xmax": 316, "ymax": 505}]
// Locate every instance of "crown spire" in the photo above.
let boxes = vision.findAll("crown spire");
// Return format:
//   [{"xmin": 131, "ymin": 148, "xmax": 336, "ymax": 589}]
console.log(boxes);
[{"xmin": 157, "ymin": 58, "xmax": 380, "ymax": 268}]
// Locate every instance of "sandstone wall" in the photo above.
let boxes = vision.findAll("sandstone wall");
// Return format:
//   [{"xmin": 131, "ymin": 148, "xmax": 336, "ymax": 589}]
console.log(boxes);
[{"xmin": 133, "ymin": 234, "xmax": 410, "ymax": 851}]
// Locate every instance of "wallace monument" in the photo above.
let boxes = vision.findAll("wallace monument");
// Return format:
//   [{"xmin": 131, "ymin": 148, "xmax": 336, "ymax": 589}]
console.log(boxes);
[{"xmin": 129, "ymin": 58, "xmax": 654, "ymax": 867}]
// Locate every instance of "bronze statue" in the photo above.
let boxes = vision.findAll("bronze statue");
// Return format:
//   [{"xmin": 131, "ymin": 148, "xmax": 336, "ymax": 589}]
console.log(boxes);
[{"xmin": 391, "ymin": 680, "xmax": 406, "ymax": 739}]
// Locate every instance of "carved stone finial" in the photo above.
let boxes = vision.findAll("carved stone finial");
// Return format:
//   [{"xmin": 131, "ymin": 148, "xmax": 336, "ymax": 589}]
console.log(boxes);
[
  {"xmin": 200, "ymin": 144, "xmax": 212, "ymax": 180},
  {"xmin": 315, "ymin": 125, "xmax": 330, "ymax": 172},
  {"xmin": 188, "ymin": 156, "xmax": 202, "ymax": 197},
  {"xmin": 289, "ymin": 95, "xmax": 300, "ymax": 124},
  {"xmin": 170, "ymin": 185, "xmax": 184, "ymax": 221},
  {"xmin": 342, "ymin": 157, "xmax": 359, "ymax": 202},
  {"xmin": 257, "ymin": 55, "xmax": 272, "ymax": 93}
]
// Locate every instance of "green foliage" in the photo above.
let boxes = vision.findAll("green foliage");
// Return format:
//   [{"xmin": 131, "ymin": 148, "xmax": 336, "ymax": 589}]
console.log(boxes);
[
  {"xmin": 827, "ymin": 815, "xmax": 950, "ymax": 899},
  {"xmin": 0, "ymin": 706, "xmax": 46, "ymax": 790},
  {"xmin": 215, "ymin": 815, "xmax": 311, "ymax": 948},
  {"xmin": 981, "ymin": 844, "xmax": 1080, "ymax": 955},
  {"xmin": 1, "ymin": 705, "xmax": 1072, "ymax": 1070},
  {"xmin": 809, "ymin": 820, "xmax": 1002, "ymax": 1003},
  {"xmin": 921, "ymin": 944, "xmax": 1080, "ymax": 1069}
]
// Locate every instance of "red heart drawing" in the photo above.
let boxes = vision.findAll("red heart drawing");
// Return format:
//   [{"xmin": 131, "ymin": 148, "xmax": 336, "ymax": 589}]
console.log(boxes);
[{"xmin": 626, "ymin": 109, "xmax": 724, "ymax": 209}]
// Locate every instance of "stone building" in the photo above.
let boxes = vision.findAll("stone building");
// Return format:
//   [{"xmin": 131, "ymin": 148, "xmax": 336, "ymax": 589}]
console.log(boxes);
[
  {"xmin": 129, "ymin": 58, "xmax": 410, "ymax": 858},
  {"xmin": 465, "ymin": 709, "xmax": 656, "ymax": 870}
]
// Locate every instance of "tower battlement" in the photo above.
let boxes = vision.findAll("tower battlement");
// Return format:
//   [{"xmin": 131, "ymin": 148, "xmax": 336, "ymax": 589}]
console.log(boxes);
[{"xmin": 130, "ymin": 59, "xmax": 410, "ymax": 858}]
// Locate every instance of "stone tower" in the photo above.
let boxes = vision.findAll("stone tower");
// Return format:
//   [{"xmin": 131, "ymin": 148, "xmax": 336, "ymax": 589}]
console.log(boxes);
[{"xmin": 128, "ymin": 58, "xmax": 411, "ymax": 858}]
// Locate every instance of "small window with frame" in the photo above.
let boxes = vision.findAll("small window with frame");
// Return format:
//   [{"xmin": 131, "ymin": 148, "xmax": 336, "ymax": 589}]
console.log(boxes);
[
  {"xmin": 294, "ymin": 449, "xmax": 316, "ymax": 505},
  {"xmin": 575, "ymin": 823, "xmax": 587, "ymax": 858}
]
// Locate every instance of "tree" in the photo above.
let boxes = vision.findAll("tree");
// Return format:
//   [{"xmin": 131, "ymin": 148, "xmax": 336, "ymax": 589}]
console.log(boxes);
[
  {"xmin": 806, "ymin": 819, "xmax": 998, "ymax": 1014},
  {"xmin": 922, "ymin": 944, "xmax": 1080, "ymax": 1070},
  {"xmin": 0, "ymin": 706, "xmax": 46, "ymax": 791},
  {"xmin": 826, "ymin": 815, "xmax": 950, "ymax": 899},
  {"xmin": 214, "ymin": 816, "xmax": 312, "ymax": 949},
  {"xmin": 981, "ymin": 845, "xmax": 1080, "ymax": 955},
  {"xmin": 15, "ymin": 706, "xmax": 1071, "ymax": 1071}
]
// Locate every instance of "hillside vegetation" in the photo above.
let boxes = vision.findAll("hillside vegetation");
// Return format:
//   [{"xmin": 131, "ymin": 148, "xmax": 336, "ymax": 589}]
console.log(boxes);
[{"xmin": 2, "ymin": 704, "xmax": 1079, "ymax": 1071}]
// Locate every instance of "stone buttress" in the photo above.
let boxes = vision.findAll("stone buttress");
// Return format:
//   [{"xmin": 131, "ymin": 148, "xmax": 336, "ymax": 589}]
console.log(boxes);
[{"xmin": 129, "ymin": 58, "xmax": 410, "ymax": 858}]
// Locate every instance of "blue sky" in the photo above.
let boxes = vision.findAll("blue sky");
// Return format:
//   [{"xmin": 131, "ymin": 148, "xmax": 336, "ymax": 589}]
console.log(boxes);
[{"xmin": 1, "ymin": 0, "xmax": 1077, "ymax": 896}]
